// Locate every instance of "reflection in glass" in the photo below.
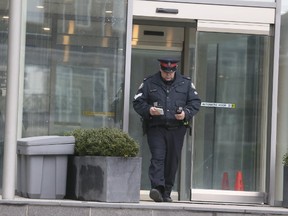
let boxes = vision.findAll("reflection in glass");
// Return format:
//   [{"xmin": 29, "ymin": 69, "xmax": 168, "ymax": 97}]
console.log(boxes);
[
  {"xmin": 22, "ymin": 0, "xmax": 128, "ymax": 137},
  {"xmin": 194, "ymin": 32, "xmax": 270, "ymax": 192}
]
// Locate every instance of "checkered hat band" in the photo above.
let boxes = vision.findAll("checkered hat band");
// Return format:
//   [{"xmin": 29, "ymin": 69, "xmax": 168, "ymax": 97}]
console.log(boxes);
[
  {"xmin": 160, "ymin": 62, "xmax": 178, "ymax": 67},
  {"xmin": 161, "ymin": 66, "xmax": 177, "ymax": 72}
]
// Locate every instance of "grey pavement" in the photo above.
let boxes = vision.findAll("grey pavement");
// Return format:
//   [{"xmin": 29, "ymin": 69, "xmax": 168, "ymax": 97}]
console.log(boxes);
[{"xmin": 1, "ymin": 196, "xmax": 288, "ymax": 216}]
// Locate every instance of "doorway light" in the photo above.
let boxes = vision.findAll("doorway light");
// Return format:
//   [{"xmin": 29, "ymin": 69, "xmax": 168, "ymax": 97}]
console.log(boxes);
[
  {"xmin": 63, "ymin": 20, "xmax": 75, "ymax": 62},
  {"xmin": 43, "ymin": 27, "xmax": 50, "ymax": 31},
  {"xmin": 36, "ymin": 5, "xmax": 44, "ymax": 9},
  {"xmin": 2, "ymin": 16, "xmax": 9, "ymax": 19},
  {"xmin": 106, "ymin": 10, "xmax": 113, "ymax": 14},
  {"xmin": 132, "ymin": 25, "xmax": 139, "ymax": 46}
]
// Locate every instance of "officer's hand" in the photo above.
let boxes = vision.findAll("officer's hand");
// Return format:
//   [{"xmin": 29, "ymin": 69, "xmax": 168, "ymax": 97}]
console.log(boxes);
[
  {"xmin": 175, "ymin": 111, "xmax": 185, "ymax": 120},
  {"xmin": 150, "ymin": 107, "xmax": 163, "ymax": 116}
]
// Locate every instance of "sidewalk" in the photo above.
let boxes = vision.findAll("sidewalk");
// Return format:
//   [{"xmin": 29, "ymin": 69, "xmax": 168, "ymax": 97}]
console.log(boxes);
[{"xmin": 1, "ymin": 196, "xmax": 288, "ymax": 216}]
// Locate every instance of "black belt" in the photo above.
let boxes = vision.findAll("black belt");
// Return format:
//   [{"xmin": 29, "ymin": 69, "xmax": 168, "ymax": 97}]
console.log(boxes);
[
  {"xmin": 165, "ymin": 125, "xmax": 180, "ymax": 130},
  {"xmin": 150, "ymin": 125, "xmax": 182, "ymax": 130}
]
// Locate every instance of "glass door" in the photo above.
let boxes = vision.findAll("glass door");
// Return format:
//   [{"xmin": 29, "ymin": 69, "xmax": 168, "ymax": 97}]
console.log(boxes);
[{"xmin": 192, "ymin": 32, "xmax": 270, "ymax": 203}]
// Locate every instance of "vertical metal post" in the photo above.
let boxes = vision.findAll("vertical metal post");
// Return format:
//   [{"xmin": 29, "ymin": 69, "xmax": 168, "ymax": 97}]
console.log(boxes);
[
  {"xmin": 2, "ymin": 0, "xmax": 22, "ymax": 199},
  {"xmin": 123, "ymin": 0, "xmax": 133, "ymax": 132},
  {"xmin": 268, "ymin": 0, "xmax": 281, "ymax": 206}
]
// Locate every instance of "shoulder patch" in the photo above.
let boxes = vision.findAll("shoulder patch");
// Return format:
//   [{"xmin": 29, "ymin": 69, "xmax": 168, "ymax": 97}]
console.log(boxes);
[
  {"xmin": 184, "ymin": 76, "xmax": 191, "ymax": 80},
  {"xmin": 144, "ymin": 74, "xmax": 153, "ymax": 81},
  {"xmin": 138, "ymin": 83, "xmax": 144, "ymax": 90}
]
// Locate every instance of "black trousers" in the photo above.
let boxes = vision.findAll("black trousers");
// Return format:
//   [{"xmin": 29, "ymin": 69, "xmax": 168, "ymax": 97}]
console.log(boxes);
[{"xmin": 147, "ymin": 125, "xmax": 187, "ymax": 196}]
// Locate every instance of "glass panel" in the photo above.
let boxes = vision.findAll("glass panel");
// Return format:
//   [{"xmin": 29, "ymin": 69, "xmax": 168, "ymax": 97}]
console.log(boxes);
[
  {"xmin": 193, "ymin": 32, "xmax": 269, "ymax": 192},
  {"xmin": 0, "ymin": 0, "xmax": 9, "ymax": 192},
  {"xmin": 22, "ymin": 0, "xmax": 128, "ymax": 137},
  {"xmin": 179, "ymin": 27, "xmax": 197, "ymax": 200}
]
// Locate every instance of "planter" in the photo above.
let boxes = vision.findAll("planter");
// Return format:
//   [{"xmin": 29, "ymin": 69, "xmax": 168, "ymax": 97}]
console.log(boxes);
[
  {"xmin": 284, "ymin": 166, "xmax": 288, "ymax": 207},
  {"xmin": 65, "ymin": 155, "xmax": 142, "ymax": 202}
]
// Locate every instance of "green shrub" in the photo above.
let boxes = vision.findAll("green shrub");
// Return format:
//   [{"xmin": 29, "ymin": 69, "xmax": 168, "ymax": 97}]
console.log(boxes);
[
  {"xmin": 283, "ymin": 153, "xmax": 288, "ymax": 167},
  {"xmin": 65, "ymin": 127, "xmax": 139, "ymax": 157}
]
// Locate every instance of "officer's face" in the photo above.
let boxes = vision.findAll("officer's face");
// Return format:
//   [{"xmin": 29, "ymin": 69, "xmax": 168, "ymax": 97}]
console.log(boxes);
[{"xmin": 160, "ymin": 69, "xmax": 176, "ymax": 81}]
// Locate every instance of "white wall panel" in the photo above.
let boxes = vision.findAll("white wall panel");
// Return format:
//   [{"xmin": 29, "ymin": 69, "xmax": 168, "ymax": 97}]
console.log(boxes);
[
  {"xmin": 133, "ymin": 0, "xmax": 275, "ymax": 24},
  {"xmin": 197, "ymin": 20, "xmax": 271, "ymax": 35}
]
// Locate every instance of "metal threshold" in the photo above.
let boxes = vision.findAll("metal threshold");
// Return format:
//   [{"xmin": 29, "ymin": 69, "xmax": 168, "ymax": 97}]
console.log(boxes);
[{"xmin": 192, "ymin": 189, "xmax": 267, "ymax": 204}]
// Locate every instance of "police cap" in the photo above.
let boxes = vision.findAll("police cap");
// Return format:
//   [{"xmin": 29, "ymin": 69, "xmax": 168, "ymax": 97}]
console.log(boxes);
[{"xmin": 158, "ymin": 58, "xmax": 179, "ymax": 73}]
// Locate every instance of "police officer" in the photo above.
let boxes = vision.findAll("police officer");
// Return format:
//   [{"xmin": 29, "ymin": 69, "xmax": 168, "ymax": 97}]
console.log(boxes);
[{"xmin": 133, "ymin": 58, "xmax": 201, "ymax": 202}]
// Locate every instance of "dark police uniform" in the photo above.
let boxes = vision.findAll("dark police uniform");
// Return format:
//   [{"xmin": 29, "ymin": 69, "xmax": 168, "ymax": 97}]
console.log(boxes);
[{"xmin": 133, "ymin": 58, "xmax": 201, "ymax": 202}]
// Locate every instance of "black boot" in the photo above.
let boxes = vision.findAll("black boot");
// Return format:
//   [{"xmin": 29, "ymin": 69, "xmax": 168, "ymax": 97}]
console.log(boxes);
[
  {"xmin": 149, "ymin": 186, "xmax": 164, "ymax": 202},
  {"xmin": 163, "ymin": 189, "xmax": 173, "ymax": 202},
  {"xmin": 163, "ymin": 196, "xmax": 172, "ymax": 202}
]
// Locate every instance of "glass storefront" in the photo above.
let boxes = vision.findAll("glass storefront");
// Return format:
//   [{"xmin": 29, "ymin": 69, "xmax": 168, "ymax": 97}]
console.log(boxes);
[
  {"xmin": 0, "ymin": 0, "xmax": 129, "ymax": 192},
  {"xmin": 0, "ymin": 0, "xmax": 285, "ymax": 205},
  {"xmin": 0, "ymin": 0, "xmax": 128, "ymax": 194},
  {"xmin": 194, "ymin": 32, "xmax": 270, "ymax": 193},
  {"xmin": 21, "ymin": 0, "xmax": 128, "ymax": 138}
]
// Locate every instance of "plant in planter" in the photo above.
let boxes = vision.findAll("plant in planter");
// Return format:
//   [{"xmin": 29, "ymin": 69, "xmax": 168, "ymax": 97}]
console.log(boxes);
[
  {"xmin": 283, "ymin": 153, "xmax": 288, "ymax": 207},
  {"xmin": 64, "ymin": 127, "xmax": 141, "ymax": 203}
]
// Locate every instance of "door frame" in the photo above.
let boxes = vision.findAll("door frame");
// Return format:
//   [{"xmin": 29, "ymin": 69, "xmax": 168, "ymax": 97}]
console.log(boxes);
[{"xmin": 128, "ymin": 1, "xmax": 277, "ymax": 204}]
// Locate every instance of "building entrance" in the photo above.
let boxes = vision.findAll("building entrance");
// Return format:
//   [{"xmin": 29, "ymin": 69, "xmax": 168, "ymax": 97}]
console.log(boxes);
[{"xmin": 129, "ymin": 22, "xmax": 270, "ymax": 204}]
